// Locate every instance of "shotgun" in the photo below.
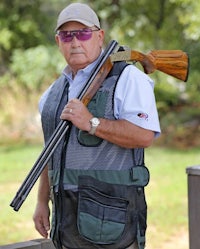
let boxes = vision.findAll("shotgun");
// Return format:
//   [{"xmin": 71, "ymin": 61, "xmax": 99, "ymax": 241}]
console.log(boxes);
[
  {"xmin": 10, "ymin": 40, "xmax": 119, "ymax": 211},
  {"xmin": 10, "ymin": 40, "xmax": 189, "ymax": 211}
]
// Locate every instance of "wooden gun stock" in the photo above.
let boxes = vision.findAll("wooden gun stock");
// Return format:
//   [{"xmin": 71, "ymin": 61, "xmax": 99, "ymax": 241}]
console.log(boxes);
[{"xmin": 110, "ymin": 49, "xmax": 189, "ymax": 82}]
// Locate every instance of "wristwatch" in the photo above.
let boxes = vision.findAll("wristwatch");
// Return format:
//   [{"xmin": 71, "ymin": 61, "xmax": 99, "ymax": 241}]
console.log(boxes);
[{"xmin": 88, "ymin": 117, "xmax": 100, "ymax": 135}]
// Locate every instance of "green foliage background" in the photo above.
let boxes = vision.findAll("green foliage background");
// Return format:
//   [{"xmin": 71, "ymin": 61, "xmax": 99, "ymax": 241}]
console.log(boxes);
[
  {"xmin": 0, "ymin": 0, "xmax": 200, "ymax": 147},
  {"xmin": 0, "ymin": 1, "xmax": 199, "ymax": 248}
]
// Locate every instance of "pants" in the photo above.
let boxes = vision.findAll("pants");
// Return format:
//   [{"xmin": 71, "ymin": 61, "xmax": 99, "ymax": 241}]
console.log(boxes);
[
  {"xmin": 126, "ymin": 241, "xmax": 139, "ymax": 249},
  {"xmin": 62, "ymin": 241, "xmax": 138, "ymax": 249}
]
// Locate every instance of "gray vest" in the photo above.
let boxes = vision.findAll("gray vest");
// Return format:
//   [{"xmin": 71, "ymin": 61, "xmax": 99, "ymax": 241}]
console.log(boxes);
[
  {"xmin": 42, "ymin": 62, "xmax": 148, "ymax": 249},
  {"xmin": 41, "ymin": 62, "xmax": 145, "ymax": 189}
]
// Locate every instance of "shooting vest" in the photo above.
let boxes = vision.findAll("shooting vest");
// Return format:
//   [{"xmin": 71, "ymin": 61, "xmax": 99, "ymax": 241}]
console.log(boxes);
[{"xmin": 41, "ymin": 62, "xmax": 149, "ymax": 249}]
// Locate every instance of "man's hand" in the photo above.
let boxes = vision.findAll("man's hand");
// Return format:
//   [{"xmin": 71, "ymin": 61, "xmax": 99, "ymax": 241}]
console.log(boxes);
[
  {"xmin": 33, "ymin": 202, "xmax": 50, "ymax": 238},
  {"xmin": 61, "ymin": 98, "xmax": 93, "ymax": 132}
]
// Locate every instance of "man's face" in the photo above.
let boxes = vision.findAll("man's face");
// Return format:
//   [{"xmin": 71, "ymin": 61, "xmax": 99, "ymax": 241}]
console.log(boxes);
[{"xmin": 55, "ymin": 21, "xmax": 104, "ymax": 74}]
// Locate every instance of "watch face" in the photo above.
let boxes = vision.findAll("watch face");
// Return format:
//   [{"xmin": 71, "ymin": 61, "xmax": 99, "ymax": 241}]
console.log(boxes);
[
  {"xmin": 93, "ymin": 118, "xmax": 100, "ymax": 125},
  {"xmin": 89, "ymin": 117, "xmax": 100, "ymax": 135}
]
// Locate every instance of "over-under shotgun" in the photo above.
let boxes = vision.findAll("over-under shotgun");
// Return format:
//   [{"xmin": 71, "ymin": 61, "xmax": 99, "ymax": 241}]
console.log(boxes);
[{"xmin": 10, "ymin": 40, "xmax": 189, "ymax": 211}]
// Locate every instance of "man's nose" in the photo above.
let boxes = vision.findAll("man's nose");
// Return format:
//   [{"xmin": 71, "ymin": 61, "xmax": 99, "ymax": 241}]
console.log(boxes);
[{"xmin": 71, "ymin": 35, "xmax": 80, "ymax": 46}]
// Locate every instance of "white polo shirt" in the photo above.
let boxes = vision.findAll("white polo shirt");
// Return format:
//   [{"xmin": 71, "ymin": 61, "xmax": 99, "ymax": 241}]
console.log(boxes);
[{"xmin": 39, "ymin": 59, "xmax": 161, "ymax": 137}]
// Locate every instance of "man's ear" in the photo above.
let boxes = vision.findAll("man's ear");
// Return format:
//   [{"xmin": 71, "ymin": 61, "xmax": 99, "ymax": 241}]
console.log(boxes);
[
  {"xmin": 55, "ymin": 34, "xmax": 60, "ymax": 46},
  {"xmin": 98, "ymin": 29, "xmax": 105, "ymax": 48}
]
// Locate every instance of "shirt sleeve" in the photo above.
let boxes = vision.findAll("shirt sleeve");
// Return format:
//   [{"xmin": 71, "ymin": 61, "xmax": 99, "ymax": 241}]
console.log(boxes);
[
  {"xmin": 114, "ymin": 64, "xmax": 161, "ymax": 137},
  {"xmin": 38, "ymin": 84, "xmax": 52, "ymax": 114}
]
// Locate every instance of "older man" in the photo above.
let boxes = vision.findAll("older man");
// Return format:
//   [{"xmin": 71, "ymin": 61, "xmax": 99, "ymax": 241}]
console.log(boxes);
[{"xmin": 33, "ymin": 3, "xmax": 160, "ymax": 249}]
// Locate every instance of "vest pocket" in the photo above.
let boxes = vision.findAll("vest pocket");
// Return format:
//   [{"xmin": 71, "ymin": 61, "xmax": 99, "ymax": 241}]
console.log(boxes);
[
  {"xmin": 77, "ymin": 130, "xmax": 103, "ymax": 147},
  {"xmin": 77, "ymin": 90, "xmax": 108, "ymax": 147},
  {"xmin": 77, "ymin": 176, "xmax": 129, "ymax": 244}
]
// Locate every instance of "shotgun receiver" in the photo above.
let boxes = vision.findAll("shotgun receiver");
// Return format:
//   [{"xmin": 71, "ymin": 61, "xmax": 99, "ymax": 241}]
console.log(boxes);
[{"xmin": 10, "ymin": 40, "xmax": 189, "ymax": 211}]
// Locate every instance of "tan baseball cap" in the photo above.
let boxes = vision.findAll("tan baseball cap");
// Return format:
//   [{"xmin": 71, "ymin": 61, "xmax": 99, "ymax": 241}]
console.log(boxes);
[{"xmin": 55, "ymin": 3, "xmax": 101, "ymax": 31}]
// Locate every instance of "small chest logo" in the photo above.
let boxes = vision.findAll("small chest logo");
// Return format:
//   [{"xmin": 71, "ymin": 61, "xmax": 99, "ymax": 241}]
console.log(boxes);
[{"xmin": 137, "ymin": 113, "xmax": 148, "ymax": 121}]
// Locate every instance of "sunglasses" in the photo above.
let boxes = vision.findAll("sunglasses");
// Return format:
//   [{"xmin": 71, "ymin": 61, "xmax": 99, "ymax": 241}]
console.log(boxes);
[{"xmin": 57, "ymin": 28, "xmax": 100, "ymax": 42}]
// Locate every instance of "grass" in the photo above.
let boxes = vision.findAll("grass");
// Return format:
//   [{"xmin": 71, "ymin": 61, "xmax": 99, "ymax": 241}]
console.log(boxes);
[
  {"xmin": 1, "ymin": 144, "xmax": 200, "ymax": 248},
  {"xmin": 145, "ymin": 146, "xmax": 200, "ymax": 248},
  {"xmin": 0, "ymin": 143, "xmax": 43, "ymax": 245}
]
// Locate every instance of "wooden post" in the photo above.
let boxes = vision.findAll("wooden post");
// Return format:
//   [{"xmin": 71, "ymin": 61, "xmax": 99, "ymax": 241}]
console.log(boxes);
[
  {"xmin": 0, "ymin": 239, "xmax": 55, "ymax": 249},
  {"xmin": 186, "ymin": 165, "xmax": 200, "ymax": 249}
]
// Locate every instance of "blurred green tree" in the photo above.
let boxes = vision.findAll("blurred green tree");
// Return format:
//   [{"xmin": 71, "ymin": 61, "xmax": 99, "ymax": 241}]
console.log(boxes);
[{"xmin": 0, "ymin": 0, "xmax": 200, "ymax": 103}]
